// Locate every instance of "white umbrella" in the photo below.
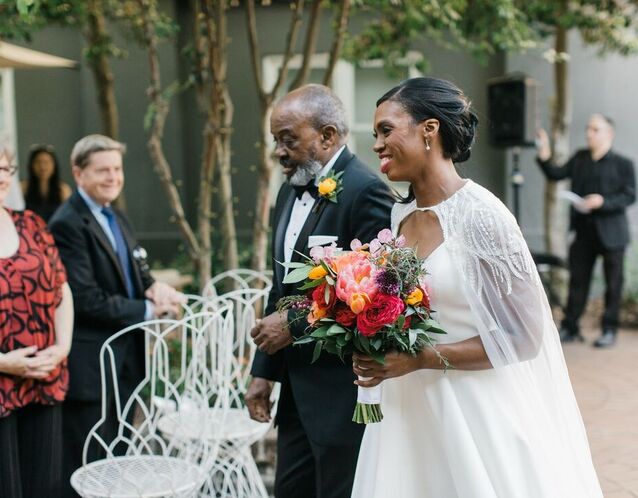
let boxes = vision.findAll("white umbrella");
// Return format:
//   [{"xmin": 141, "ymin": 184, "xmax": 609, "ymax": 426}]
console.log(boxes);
[
  {"xmin": 1, "ymin": 41, "xmax": 76, "ymax": 209},
  {"xmin": 0, "ymin": 40, "xmax": 77, "ymax": 69}
]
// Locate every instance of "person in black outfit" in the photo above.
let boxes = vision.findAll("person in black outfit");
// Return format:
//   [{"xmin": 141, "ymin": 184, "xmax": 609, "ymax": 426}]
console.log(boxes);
[
  {"xmin": 536, "ymin": 114, "xmax": 636, "ymax": 347},
  {"xmin": 21, "ymin": 144, "xmax": 72, "ymax": 222},
  {"xmin": 48, "ymin": 134, "xmax": 185, "ymax": 496},
  {"xmin": 245, "ymin": 85, "xmax": 393, "ymax": 498}
]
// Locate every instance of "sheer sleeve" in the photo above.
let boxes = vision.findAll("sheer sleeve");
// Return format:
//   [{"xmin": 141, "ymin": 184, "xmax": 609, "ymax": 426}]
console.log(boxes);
[{"xmin": 440, "ymin": 185, "xmax": 548, "ymax": 368}]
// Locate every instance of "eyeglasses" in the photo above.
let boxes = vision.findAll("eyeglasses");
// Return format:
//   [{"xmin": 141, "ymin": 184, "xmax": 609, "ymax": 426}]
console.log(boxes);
[{"xmin": 0, "ymin": 165, "xmax": 18, "ymax": 177}]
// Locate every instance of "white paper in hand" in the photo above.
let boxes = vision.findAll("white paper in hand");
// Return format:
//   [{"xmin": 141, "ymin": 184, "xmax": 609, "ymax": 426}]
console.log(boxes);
[{"xmin": 559, "ymin": 190, "xmax": 590, "ymax": 214}]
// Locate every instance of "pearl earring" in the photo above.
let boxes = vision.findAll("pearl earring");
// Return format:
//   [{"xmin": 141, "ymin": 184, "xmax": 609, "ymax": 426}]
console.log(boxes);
[{"xmin": 425, "ymin": 138, "xmax": 431, "ymax": 151}]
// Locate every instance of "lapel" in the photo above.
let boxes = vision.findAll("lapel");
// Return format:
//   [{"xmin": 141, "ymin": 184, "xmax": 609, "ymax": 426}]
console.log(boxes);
[
  {"xmin": 70, "ymin": 191, "xmax": 128, "ymax": 293},
  {"xmin": 290, "ymin": 147, "xmax": 353, "ymax": 265},
  {"xmin": 274, "ymin": 187, "xmax": 296, "ymax": 296}
]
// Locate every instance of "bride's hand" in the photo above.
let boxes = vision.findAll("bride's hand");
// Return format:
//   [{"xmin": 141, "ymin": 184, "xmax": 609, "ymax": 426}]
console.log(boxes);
[{"xmin": 353, "ymin": 351, "xmax": 422, "ymax": 387}]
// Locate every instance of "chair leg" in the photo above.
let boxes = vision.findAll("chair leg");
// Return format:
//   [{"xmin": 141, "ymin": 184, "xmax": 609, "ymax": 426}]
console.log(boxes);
[{"xmin": 201, "ymin": 443, "xmax": 269, "ymax": 498}]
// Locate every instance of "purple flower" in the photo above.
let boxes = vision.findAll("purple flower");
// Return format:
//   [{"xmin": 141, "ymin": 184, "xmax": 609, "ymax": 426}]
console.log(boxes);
[
  {"xmin": 375, "ymin": 270, "xmax": 401, "ymax": 296},
  {"xmin": 377, "ymin": 228, "xmax": 393, "ymax": 244}
]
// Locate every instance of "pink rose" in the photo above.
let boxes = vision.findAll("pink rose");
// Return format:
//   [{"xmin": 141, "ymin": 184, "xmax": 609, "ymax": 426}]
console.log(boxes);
[
  {"xmin": 356, "ymin": 293, "xmax": 406, "ymax": 337},
  {"xmin": 395, "ymin": 235, "xmax": 406, "ymax": 248}
]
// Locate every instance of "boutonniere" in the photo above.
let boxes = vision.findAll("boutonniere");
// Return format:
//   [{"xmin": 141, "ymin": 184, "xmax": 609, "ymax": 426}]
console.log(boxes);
[{"xmin": 317, "ymin": 171, "xmax": 344, "ymax": 204}]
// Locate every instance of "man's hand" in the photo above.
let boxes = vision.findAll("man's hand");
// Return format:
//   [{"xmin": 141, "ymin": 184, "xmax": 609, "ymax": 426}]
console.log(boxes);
[
  {"xmin": 146, "ymin": 282, "xmax": 186, "ymax": 317},
  {"xmin": 582, "ymin": 193, "xmax": 604, "ymax": 211},
  {"xmin": 245, "ymin": 377, "xmax": 273, "ymax": 423},
  {"xmin": 250, "ymin": 311, "xmax": 293, "ymax": 355},
  {"xmin": 535, "ymin": 128, "xmax": 551, "ymax": 161}
]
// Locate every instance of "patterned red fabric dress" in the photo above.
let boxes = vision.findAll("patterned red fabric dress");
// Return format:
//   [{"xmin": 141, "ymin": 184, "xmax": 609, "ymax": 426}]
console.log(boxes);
[{"xmin": 0, "ymin": 209, "xmax": 68, "ymax": 417}]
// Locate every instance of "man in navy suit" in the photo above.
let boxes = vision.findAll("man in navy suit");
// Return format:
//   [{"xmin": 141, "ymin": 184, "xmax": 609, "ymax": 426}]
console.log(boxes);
[
  {"xmin": 49, "ymin": 134, "xmax": 184, "ymax": 496},
  {"xmin": 246, "ymin": 85, "xmax": 393, "ymax": 498}
]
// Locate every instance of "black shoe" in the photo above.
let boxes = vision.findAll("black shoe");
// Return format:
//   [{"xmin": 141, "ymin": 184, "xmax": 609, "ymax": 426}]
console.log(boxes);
[
  {"xmin": 593, "ymin": 329, "xmax": 616, "ymax": 348},
  {"xmin": 558, "ymin": 327, "xmax": 585, "ymax": 343}
]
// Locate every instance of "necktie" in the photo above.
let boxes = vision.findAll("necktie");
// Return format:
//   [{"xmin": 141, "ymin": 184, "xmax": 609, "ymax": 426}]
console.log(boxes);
[
  {"xmin": 293, "ymin": 181, "xmax": 319, "ymax": 200},
  {"xmin": 101, "ymin": 207, "xmax": 135, "ymax": 298}
]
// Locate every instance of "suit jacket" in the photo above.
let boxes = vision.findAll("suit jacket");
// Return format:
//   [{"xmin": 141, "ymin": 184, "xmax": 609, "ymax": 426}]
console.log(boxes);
[
  {"xmin": 251, "ymin": 148, "xmax": 394, "ymax": 446},
  {"xmin": 538, "ymin": 149, "xmax": 636, "ymax": 250},
  {"xmin": 49, "ymin": 191, "xmax": 154, "ymax": 401}
]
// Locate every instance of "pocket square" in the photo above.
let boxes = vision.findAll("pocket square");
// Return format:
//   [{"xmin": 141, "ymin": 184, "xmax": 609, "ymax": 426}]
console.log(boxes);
[{"xmin": 308, "ymin": 235, "xmax": 338, "ymax": 248}]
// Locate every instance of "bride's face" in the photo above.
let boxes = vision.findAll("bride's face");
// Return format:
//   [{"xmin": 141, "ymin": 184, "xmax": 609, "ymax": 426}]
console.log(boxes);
[{"xmin": 373, "ymin": 100, "xmax": 427, "ymax": 183}]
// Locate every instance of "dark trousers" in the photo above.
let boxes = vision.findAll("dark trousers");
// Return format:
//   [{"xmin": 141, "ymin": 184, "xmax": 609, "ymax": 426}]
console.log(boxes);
[
  {"xmin": 0, "ymin": 403, "xmax": 63, "ymax": 498},
  {"xmin": 274, "ymin": 380, "xmax": 361, "ymax": 498},
  {"xmin": 562, "ymin": 230, "xmax": 625, "ymax": 333}
]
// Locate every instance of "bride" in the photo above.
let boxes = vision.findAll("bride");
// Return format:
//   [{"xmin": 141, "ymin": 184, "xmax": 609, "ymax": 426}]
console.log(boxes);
[{"xmin": 350, "ymin": 77, "xmax": 603, "ymax": 498}]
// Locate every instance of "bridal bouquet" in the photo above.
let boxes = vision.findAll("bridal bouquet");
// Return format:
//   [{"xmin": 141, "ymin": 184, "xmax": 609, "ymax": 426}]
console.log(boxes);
[{"xmin": 278, "ymin": 229, "xmax": 448, "ymax": 424}]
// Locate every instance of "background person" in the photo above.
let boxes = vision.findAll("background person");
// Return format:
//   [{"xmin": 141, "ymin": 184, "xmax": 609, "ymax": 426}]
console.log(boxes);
[
  {"xmin": 48, "ymin": 134, "xmax": 184, "ymax": 497},
  {"xmin": 536, "ymin": 114, "xmax": 636, "ymax": 347},
  {"xmin": 21, "ymin": 144, "xmax": 72, "ymax": 222},
  {"xmin": 0, "ymin": 141, "xmax": 74, "ymax": 498}
]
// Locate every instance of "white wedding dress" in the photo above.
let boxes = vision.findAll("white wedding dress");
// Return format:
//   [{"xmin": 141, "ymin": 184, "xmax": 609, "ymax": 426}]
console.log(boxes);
[{"xmin": 351, "ymin": 180, "xmax": 602, "ymax": 498}]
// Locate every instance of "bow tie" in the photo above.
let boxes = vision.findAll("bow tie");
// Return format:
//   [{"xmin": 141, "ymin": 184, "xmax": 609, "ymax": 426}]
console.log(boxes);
[{"xmin": 293, "ymin": 181, "xmax": 319, "ymax": 200}]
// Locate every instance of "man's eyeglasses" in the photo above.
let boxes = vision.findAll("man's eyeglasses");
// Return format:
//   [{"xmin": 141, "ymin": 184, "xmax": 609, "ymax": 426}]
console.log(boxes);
[{"xmin": 0, "ymin": 165, "xmax": 18, "ymax": 177}]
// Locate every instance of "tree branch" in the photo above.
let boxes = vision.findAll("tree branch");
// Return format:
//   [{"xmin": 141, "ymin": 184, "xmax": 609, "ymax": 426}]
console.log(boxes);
[
  {"xmin": 323, "ymin": 0, "xmax": 351, "ymax": 87},
  {"xmin": 138, "ymin": 0, "xmax": 200, "ymax": 259},
  {"xmin": 245, "ymin": 0, "xmax": 267, "ymax": 103},
  {"xmin": 270, "ymin": 0, "xmax": 305, "ymax": 98},
  {"xmin": 290, "ymin": 0, "xmax": 322, "ymax": 90}
]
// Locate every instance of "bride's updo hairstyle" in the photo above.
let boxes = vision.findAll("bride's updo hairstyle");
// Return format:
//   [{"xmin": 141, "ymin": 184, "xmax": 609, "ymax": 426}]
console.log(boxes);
[{"xmin": 376, "ymin": 77, "xmax": 479, "ymax": 164}]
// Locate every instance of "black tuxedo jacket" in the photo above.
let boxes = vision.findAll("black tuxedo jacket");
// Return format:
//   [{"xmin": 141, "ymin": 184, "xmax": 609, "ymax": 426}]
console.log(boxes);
[
  {"xmin": 251, "ymin": 148, "xmax": 393, "ymax": 446},
  {"xmin": 538, "ymin": 149, "xmax": 636, "ymax": 250},
  {"xmin": 49, "ymin": 191, "xmax": 154, "ymax": 401}
]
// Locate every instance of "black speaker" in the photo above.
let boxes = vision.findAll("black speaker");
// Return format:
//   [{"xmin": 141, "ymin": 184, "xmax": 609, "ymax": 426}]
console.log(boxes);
[{"xmin": 487, "ymin": 76, "xmax": 537, "ymax": 148}]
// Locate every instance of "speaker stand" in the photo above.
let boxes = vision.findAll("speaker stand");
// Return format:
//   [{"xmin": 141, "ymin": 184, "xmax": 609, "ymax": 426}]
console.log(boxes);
[{"xmin": 510, "ymin": 146, "xmax": 524, "ymax": 221}]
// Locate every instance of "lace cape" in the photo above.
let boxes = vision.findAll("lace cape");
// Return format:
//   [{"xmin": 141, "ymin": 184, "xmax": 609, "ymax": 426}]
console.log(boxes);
[{"xmin": 391, "ymin": 180, "xmax": 603, "ymax": 496}]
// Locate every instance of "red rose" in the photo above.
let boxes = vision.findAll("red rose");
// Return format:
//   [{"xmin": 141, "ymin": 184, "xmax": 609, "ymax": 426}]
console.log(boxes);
[
  {"xmin": 421, "ymin": 286, "xmax": 431, "ymax": 310},
  {"xmin": 335, "ymin": 303, "xmax": 356, "ymax": 327},
  {"xmin": 311, "ymin": 282, "xmax": 337, "ymax": 311},
  {"xmin": 357, "ymin": 293, "xmax": 405, "ymax": 337},
  {"xmin": 402, "ymin": 315, "xmax": 412, "ymax": 330}
]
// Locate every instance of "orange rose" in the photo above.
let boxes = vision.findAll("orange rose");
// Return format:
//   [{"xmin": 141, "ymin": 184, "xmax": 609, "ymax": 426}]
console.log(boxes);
[
  {"xmin": 318, "ymin": 178, "xmax": 337, "ymax": 196},
  {"xmin": 308, "ymin": 265, "xmax": 328, "ymax": 280}
]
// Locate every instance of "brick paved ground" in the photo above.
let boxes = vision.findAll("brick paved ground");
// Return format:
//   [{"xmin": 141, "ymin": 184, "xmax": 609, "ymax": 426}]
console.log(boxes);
[{"xmin": 564, "ymin": 322, "xmax": 638, "ymax": 497}]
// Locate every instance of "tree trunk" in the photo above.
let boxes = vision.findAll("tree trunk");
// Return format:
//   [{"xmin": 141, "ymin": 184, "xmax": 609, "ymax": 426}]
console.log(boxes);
[
  {"xmin": 250, "ymin": 110, "xmax": 274, "ymax": 273},
  {"xmin": 85, "ymin": 0, "xmax": 119, "ymax": 140},
  {"xmin": 544, "ymin": 25, "xmax": 570, "ymax": 257}
]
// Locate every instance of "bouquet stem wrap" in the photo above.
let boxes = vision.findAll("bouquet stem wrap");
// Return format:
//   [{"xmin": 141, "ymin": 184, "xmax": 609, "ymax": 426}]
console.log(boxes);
[{"xmin": 353, "ymin": 377, "xmax": 383, "ymax": 424}]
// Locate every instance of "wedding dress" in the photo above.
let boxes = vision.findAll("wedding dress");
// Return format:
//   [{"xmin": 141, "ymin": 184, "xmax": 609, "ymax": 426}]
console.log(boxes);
[{"xmin": 351, "ymin": 180, "xmax": 602, "ymax": 498}]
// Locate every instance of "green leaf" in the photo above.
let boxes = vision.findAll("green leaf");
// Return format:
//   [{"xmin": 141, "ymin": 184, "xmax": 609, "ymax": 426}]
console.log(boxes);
[
  {"xmin": 310, "ymin": 327, "xmax": 329, "ymax": 338},
  {"xmin": 283, "ymin": 266, "xmax": 313, "ymax": 284},
  {"xmin": 408, "ymin": 329, "xmax": 417, "ymax": 347},
  {"xmin": 278, "ymin": 261, "xmax": 308, "ymax": 269},
  {"xmin": 327, "ymin": 324, "xmax": 347, "ymax": 336},
  {"xmin": 311, "ymin": 341, "xmax": 323, "ymax": 363},
  {"xmin": 294, "ymin": 336, "xmax": 315, "ymax": 345},
  {"xmin": 298, "ymin": 278, "xmax": 325, "ymax": 290}
]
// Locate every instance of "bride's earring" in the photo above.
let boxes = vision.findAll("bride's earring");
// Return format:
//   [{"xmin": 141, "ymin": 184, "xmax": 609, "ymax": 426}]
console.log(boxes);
[{"xmin": 425, "ymin": 138, "xmax": 431, "ymax": 151}]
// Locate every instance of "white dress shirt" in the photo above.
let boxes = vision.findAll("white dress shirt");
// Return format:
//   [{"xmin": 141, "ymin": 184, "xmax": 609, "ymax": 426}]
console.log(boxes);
[{"xmin": 284, "ymin": 146, "xmax": 345, "ymax": 264}]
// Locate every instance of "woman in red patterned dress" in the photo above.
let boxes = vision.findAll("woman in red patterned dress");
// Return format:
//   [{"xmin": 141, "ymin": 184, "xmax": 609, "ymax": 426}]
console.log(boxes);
[{"xmin": 0, "ymin": 143, "xmax": 74, "ymax": 498}]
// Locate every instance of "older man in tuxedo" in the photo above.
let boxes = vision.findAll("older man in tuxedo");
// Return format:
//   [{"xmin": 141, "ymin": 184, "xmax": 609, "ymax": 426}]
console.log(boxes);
[
  {"xmin": 49, "ymin": 134, "xmax": 184, "ymax": 496},
  {"xmin": 245, "ymin": 85, "xmax": 393, "ymax": 498}
]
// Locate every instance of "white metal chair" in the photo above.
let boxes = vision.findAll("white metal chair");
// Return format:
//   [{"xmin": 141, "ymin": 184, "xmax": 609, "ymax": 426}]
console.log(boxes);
[
  {"xmin": 70, "ymin": 308, "xmax": 233, "ymax": 498},
  {"xmin": 201, "ymin": 287, "xmax": 279, "ymax": 498},
  {"xmin": 202, "ymin": 269, "xmax": 273, "ymax": 298}
]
